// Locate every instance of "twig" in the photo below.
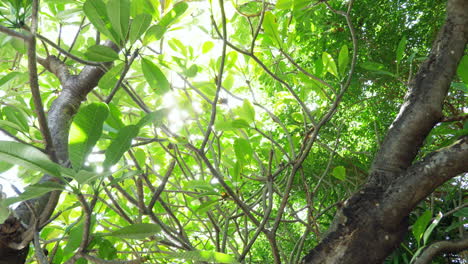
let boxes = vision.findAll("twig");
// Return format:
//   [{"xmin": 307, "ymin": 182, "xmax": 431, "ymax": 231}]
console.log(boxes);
[
  {"xmin": 200, "ymin": 3, "xmax": 228, "ymax": 151},
  {"xmin": 105, "ymin": 49, "xmax": 139, "ymax": 103}
]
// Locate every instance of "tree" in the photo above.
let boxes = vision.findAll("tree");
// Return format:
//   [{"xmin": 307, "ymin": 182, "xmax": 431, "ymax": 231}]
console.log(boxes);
[{"xmin": 0, "ymin": 0, "xmax": 466, "ymax": 263}]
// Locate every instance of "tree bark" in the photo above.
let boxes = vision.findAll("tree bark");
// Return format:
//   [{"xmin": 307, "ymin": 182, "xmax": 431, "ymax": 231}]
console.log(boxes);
[
  {"xmin": 302, "ymin": 0, "xmax": 468, "ymax": 263},
  {"xmin": 0, "ymin": 42, "xmax": 118, "ymax": 263}
]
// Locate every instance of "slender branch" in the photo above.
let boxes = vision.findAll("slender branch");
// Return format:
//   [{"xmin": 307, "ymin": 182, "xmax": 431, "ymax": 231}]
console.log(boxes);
[
  {"xmin": 0, "ymin": 25, "xmax": 30, "ymax": 41},
  {"xmin": 105, "ymin": 49, "xmax": 139, "ymax": 103},
  {"xmin": 201, "ymin": 2, "xmax": 228, "ymax": 151},
  {"xmin": 148, "ymin": 161, "xmax": 176, "ymax": 210},
  {"xmin": 35, "ymin": 33, "xmax": 102, "ymax": 66},
  {"xmin": 27, "ymin": 0, "xmax": 57, "ymax": 162}
]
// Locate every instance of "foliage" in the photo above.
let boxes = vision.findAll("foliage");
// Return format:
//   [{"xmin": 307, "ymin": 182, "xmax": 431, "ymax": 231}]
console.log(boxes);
[{"xmin": 0, "ymin": 0, "xmax": 466, "ymax": 263}]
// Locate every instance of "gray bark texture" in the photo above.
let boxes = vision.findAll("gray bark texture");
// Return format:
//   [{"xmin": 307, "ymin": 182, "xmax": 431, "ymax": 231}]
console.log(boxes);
[
  {"xmin": 0, "ymin": 41, "xmax": 118, "ymax": 263},
  {"xmin": 302, "ymin": 0, "xmax": 468, "ymax": 263}
]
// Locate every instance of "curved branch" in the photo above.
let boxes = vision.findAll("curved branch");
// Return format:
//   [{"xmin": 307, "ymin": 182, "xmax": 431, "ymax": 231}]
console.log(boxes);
[
  {"xmin": 370, "ymin": 0, "xmax": 468, "ymax": 184},
  {"xmin": 414, "ymin": 237, "xmax": 468, "ymax": 264},
  {"xmin": 382, "ymin": 135, "xmax": 468, "ymax": 224}
]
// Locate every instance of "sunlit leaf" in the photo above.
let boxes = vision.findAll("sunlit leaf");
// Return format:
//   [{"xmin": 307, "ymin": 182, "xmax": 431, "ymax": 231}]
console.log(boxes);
[
  {"xmin": 141, "ymin": 58, "xmax": 171, "ymax": 94},
  {"xmin": 202, "ymin": 41, "xmax": 214, "ymax": 53},
  {"xmin": 332, "ymin": 166, "xmax": 346, "ymax": 180},
  {"xmin": 262, "ymin": 12, "xmax": 282, "ymax": 47},
  {"xmin": 69, "ymin": 103, "xmax": 109, "ymax": 170},
  {"xmin": 322, "ymin": 52, "xmax": 338, "ymax": 77}
]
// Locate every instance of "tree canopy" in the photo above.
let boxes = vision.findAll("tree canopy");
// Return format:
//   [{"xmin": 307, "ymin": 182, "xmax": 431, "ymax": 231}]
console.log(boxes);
[{"xmin": 0, "ymin": 0, "xmax": 467, "ymax": 263}]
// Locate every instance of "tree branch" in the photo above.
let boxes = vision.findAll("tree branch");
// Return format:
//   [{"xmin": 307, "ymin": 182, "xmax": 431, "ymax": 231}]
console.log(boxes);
[
  {"xmin": 0, "ymin": 25, "xmax": 30, "ymax": 41},
  {"xmin": 27, "ymin": 0, "xmax": 57, "ymax": 162},
  {"xmin": 370, "ymin": 0, "xmax": 468, "ymax": 185},
  {"xmin": 413, "ymin": 237, "xmax": 468, "ymax": 264},
  {"xmin": 382, "ymin": 135, "xmax": 468, "ymax": 224}
]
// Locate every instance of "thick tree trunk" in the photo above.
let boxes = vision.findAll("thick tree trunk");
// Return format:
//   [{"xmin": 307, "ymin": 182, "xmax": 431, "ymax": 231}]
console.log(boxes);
[{"xmin": 302, "ymin": 0, "xmax": 468, "ymax": 263}]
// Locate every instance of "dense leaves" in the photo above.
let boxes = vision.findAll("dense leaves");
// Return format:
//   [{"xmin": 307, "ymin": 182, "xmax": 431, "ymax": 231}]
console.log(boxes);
[{"xmin": 0, "ymin": 0, "xmax": 466, "ymax": 263}]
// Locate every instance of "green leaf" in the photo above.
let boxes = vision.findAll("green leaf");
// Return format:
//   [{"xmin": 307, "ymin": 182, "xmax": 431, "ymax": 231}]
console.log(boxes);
[
  {"xmin": 332, "ymin": 166, "xmax": 346, "ymax": 180},
  {"xmin": 63, "ymin": 219, "xmax": 85, "ymax": 259},
  {"xmin": 136, "ymin": 108, "xmax": 169, "ymax": 128},
  {"xmin": 202, "ymin": 41, "xmax": 214, "ymax": 53},
  {"xmin": 4, "ymin": 182, "xmax": 64, "ymax": 206},
  {"xmin": 360, "ymin": 62, "xmax": 395, "ymax": 77},
  {"xmin": 143, "ymin": 2, "xmax": 188, "ymax": 43},
  {"xmin": 98, "ymin": 63, "xmax": 125, "ymax": 90},
  {"xmin": 103, "ymin": 125, "xmax": 140, "ymax": 169},
  {"xmin": 3, "ymin": 106, "xmax": 28, "ymax": 132},
  {"xmin": 142, "ymin": 24, "xmax": 164, "ymax": 45},
  {"xmin": 0, "ymin": 141, "xmax": 61, "ymax": 177},
  {"xmin": 197, "ymin": 199, "xmax": 218, "ymax": 214},
  {"xmin": 141, "ymin": 58, "xmax": 171, "ymax": 94},
  {"xmin": 457, "ymin": 55, "xmax": 468, "ymax": 85},
  {"xmin": 183, "ymin": 180, "xmax": 216, "ymax": 192},
  {"xmin": 184, "ymin": 64, "xmax": 198, "ymax": 77},
  {"xmin": 85, "ymin": 45, "xmax": 119, "ymax": 62},
  {"xmin": 276, "ymin": 0, "xmax": 293, "ymax": 9},
  {"xmin": 106, "ymin": 0, "xmax": 130, "ymax": 44},
  {"xmin": 97, "ymin": 238, "xmax": 117, "ymax": 260},
  {"xmin": 72, "ymin": 168, "xmax": 126, "ymax": 185},
  {"xmin": 231, "ymin": 119, "xmax": 250, "ymax": 129},
  {"xmin": 0, "ymin": 72, "xmax": 20, "ymax": 87},
  {"xmin": 262, "ymin": 12, "xmax": 282, "ymax": 47},
  {"xmin": 102, "ymin": 223, "xmax": 161, "ymax": 239},
  {"xmin": 412, "ymin": 210, "xmax": 432, "ymax": 245},
  {"xmin": 453, "ymin": 207, "xmax": 468, "ymax": 217},
  {"xmin": 396, "ymin": 36, "xmax": 407, "ymax": 65},
  {"xmin": 240, "ymin": 100, "xmax": 255, "ymax": 124},
  {"xmin": 234, "ymin": 138, "xmax": 253, "ymax": 162},
  {"xmin": 322, "ymin": 52, "xmax": 338, "ymax": 77},
  {"xmin": 338, "ymin": 44, "xmax": 349, "ymax": 77},
  {"xmin": 161, "ymin": 250, "xmax": 239, "ymax": 264},
  {"xmin": 0, "ymin": 201, "xmax": 10, "ymax": 224},
  {"xmin": 83, "ymin": 0, "xmax": 119, "ymax": 44},
  {"xmin": 69, "ymin": 103, "xmax": 109, "ymax": 170},
  {"xmin": 128, "ymin": 13, "xmax": 152, "ymax": 45},
  {"xmin": 106, "ymin": 103, "xmax": 126, "ymax": 130},
  {"xmin": 423, "ymin": 212, "xmax": 443, "ymax": 245}
]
